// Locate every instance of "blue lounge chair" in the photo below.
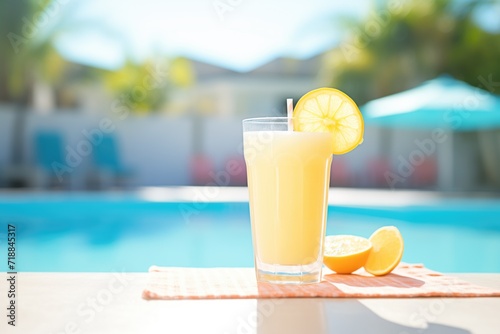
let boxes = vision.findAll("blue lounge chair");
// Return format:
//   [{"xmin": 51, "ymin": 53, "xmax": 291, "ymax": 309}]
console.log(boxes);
[
  {"xmin": 90, "ymin": 134, "xmax": 133, "ymax": 188},
  {"xmin": 33, "ymin": 131, "xmax": 69, "ymax": 188}
]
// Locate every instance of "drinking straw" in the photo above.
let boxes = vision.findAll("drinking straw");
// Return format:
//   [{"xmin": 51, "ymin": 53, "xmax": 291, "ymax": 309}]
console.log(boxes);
[{"xmin": 287, "ymin": 98, "xmax": 293, "ymax": 131}]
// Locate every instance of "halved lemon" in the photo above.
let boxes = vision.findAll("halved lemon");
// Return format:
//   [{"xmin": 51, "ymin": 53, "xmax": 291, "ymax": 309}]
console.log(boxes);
[
  {"xmin": 364, "ymin": 226, "xmax": 404, "ymax": 276},
  {"xmin": 293, "ymin": 87, "xmax": 364, "ymax": 154},
  {"xmin": 323, "ymin": 235, "xmax": 372, "ymax": 274}
]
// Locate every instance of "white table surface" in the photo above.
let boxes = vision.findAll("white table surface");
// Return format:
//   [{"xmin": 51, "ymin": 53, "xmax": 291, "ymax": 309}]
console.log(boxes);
[{"xmin": 1, "ymin": 272, "xmax": 499, "ymax": 334}]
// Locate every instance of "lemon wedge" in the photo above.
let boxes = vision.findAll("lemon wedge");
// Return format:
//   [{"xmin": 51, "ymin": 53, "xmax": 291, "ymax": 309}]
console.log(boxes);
[
  {"xmin": 364, "ymin": 226, "xmax": 404, "ymax": 276},
  {"xmin": 323, "ymin": 235, "xmax": 372, "ymax": 274}
]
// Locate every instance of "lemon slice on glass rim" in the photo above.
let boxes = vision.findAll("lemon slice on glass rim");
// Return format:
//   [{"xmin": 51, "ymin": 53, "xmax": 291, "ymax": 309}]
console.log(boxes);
[{"xmin": 293, "ymin": 87, "xmax": 364, "ymax": 154}]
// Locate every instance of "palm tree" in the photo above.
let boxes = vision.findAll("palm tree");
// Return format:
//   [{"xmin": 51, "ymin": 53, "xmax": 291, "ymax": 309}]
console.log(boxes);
[
  {"xmin": 322, "ymin": 0, "xmax": 500, "ymax": 104},
  {"xmin": 1, "ymin": 1, "xmax": 39, "ymax": 186},
  {"xmin": 0, "ymin": 1, "xmax": 195, "ymax": 187}
]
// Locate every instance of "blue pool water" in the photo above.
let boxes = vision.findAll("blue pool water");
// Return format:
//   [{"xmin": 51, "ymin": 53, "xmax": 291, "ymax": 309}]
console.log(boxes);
[{"xmin": 0, "ymin": 192, "xmax": 499, "ymax": 273}]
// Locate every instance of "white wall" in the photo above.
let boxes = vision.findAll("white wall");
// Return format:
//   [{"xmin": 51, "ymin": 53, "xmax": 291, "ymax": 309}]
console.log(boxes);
[
  {"xmin": 201, "ymin": 117, "xmax": 244, "ymax": 171},
  {"xmin": 116, "ymin": 115, "xmax": 192, "ymax": 186},
  {"xmin": 1, "ymin": 110, "xmax": 193, "ymax": 188},
  {"xmin": 336, "ymin": 125, "xmax": 383, "ymax": 186},
  {"xmin": 0, "ymin": 108, "xmax": 482, "ymax": 190}
]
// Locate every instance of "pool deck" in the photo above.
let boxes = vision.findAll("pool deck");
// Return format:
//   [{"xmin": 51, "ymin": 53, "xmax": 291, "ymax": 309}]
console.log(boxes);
[
  {"xmin": 132, "ymin": 186, "xmax": 500, "ymax": 206},
  {"xmin": 1, "ymin": 272, "xmax": 499, "ymax": 333},
  {"xmin": 2, "ymin": 186, "xmax": 499, "ymax": 206}
]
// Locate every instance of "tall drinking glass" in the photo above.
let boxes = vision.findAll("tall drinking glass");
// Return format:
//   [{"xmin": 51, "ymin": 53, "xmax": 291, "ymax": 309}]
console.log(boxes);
[{"xmin": 242, "ymin": 117, "xmax": 333, "ymax": 284}]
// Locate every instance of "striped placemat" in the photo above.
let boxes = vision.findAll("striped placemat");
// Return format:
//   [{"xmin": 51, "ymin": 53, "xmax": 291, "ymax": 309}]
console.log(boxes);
[{"xmin": 142, "ymin": 263, "xmax": 500, "ymax": 300}]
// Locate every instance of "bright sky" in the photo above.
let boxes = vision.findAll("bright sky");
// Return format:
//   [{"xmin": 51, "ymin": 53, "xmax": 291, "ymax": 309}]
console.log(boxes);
[
  {"xmin": 51, "ymin": 0, "xmax": 369, "ymax": 71},
  {"xmin": 46, "ymin": 0, "xmax": 499, "ymax": 72}
]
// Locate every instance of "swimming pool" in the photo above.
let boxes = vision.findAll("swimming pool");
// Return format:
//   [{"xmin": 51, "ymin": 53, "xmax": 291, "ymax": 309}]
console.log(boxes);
[{"xmin": 0, "ymin": 190, "xmax": 499, "ymax": 273}]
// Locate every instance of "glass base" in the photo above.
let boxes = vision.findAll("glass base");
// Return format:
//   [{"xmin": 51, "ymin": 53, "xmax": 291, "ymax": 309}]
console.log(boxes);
[{"xmin": 256, "ymin": 263, "xmax": 322, "ymax": 285}]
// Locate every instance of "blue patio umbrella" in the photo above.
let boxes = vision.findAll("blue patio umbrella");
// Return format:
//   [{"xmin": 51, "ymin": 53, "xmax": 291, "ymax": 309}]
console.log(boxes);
[
  {"xmin": 361, "ymin": 75, "xmax": 500, "ymax": 131},
  {"xmin": 361, "ymin": 75, "xmax": 500, "ymax": 191}
]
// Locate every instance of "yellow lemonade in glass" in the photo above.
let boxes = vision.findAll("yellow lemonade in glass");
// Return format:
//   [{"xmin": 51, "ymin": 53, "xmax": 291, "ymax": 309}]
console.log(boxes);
[{"xmin": 243, "ymin": 119, "xmax": 333, "ymax": 284}]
